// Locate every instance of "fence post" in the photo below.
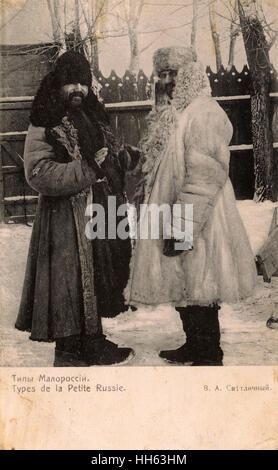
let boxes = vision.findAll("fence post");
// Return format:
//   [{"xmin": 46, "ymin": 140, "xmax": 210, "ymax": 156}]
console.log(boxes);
[{"xmin": 0, "ymin": 144, "xmax": 5, "ymax": 223}]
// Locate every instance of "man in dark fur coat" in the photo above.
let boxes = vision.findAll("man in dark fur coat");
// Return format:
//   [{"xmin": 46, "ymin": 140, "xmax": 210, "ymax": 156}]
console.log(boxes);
[{"xmin": 15, "ymin": 51, "xmax": 139, "ymax": 366}]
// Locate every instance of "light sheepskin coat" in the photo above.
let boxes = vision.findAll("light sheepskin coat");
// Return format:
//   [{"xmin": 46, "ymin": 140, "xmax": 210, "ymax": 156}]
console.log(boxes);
[{"xmin": 125, "ymin": 63, "xmax": 257, "ymax": 307}]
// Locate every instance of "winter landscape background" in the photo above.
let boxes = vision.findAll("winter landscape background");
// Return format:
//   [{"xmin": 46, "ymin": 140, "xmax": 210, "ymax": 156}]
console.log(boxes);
[{"xmin": 1, "ymin": 0, "xmax": 278, "ymax": 75}]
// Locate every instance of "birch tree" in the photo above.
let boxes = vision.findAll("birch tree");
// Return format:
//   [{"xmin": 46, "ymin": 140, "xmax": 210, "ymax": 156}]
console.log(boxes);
[
  {"xmin": 209, "ymin": 0, "xmax": 223, "ymax": 70},
  {"xmin": 46, "ymin": 0, "xmax": 65, "ymax": 49},
  {"xmin": 123, "ymin": 0, "xmax": 145, "ymax": 75},
  {"xmin": 227, "ymin": 0, "xmax": 241, "ymax": 70},
  {"xmin": 191, "ymin": 0, "xmax": 199, "ymax": 59}
]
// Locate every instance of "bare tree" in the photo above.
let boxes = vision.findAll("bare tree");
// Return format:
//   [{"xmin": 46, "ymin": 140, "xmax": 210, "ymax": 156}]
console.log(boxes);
[
  {"xmin": 79, "ymin": 0, "xmax": 108, "ymax": 72},
  {"xmin": 86, "ymin": 0, "xmax": 100, "ymax": 73},
  {"xmin": 227, "ymin": 0, "xmax": 241, "ymax": 70},
  {"xmin": 46, "ymin": 0, "xmax": 67, "ymax": 54},
  {"xmin": 46, "ymin": 0, "xmax": 63, "ymax": 42},
  {"xmin": 123, "ymin": 0, "xmax": 145, "ymax": 75},
  {"xmin": 209, "ymin": 0, "xmax": 223, "ymax": 70},
  {"xmin": 46, "ymin": 0, "xmax": 109, "ymax": 71},
  {"xmin": 238, "ymin": 0, "xmax": 277, "ymax": 201},
  {"xmin": 191, "ymin": 0, "xmax": 199, "ymax": 59}
]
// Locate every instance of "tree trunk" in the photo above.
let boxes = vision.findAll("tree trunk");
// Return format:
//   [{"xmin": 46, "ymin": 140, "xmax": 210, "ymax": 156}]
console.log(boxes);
[
  {"xmin": 46, "ymin": 0, "xmax": 61, "ymax": 42},
  {"xmin": 64, "ymin": 0, "xmax": 84, "ymax": 55},
  {"xmin": 128, "ymin": 27, "xmax": 139, "ymax": 75},
  {"xmin": 74, "ymin": 0, "xmax": 80, "ymax": 49},
  {"xmin": 124, "ymin": 0, "xmax": 143, "ymax": 75},
  {"xmin": 89, "ymin": 0, "xmax": 100, "ymax": 74},
  {"xmin": 208, "ymin": 0, "xmax": 222, "ymax": 71},
  {"xmin": 227, "ymin": 33, "xmax": 238, "ymax": 71},
  {"xmin": 238, "ymin": 0, "xmax": 277, "ymax": 201},
  {"xmin": 227, "ymin": 0, "xmax": 240, "ymax": 71},
  {"xmin": 191, "ymin": 0, "xmax": 198, "ymax": 60},
  {"xmin": 87, "ymin": 33, "xmax": 99, "ymax": 75}
]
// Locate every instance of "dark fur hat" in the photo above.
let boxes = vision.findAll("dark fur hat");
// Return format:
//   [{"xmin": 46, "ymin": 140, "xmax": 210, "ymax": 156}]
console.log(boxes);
[
  {"xmin": 30, "ymin": 51, "xmax": 108, "ymax": 128},
  {"xmin": 54, "ymin": 51, "xmax": 92, "ymax": 88}
]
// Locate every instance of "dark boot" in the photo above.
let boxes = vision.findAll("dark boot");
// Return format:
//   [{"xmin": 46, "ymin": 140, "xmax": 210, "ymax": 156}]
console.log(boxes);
[
  {"xmin": 159, "ymin": 307, "xmax": 196, "ymax": 363},
  {"xmin": 54, "ymin": 336, "xmax": 88, "ymax": 367},
  {"xmin": 191, "ymin": 305, "xmax": 223, "ymax": 366},
  {"xmin": 81, "ymin": 334, "xmax": 135, "ymax": 366}
]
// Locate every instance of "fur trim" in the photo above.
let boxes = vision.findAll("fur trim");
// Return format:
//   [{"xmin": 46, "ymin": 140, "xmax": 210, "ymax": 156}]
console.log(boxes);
[
  {"xmin": 132, "ymin": 104, "xmax": 175, "ymax": 210},
  {"xmin": 133, "ymin": 60, "xmax": 211, "ymax": 210},
  {"xmin": 172, "ymin": 61, "xmax": 211, "ymax": 111},
  {"xmin": 30, "ymin": 52, "xmax": 109, "ymax": 129},
  {"xmin": 48, "ymin": 116, "xmax": 83, "ymax": 162},
  {"xmin": 30, "ymin": 78, "xmax": 109, "ymax": 129}
]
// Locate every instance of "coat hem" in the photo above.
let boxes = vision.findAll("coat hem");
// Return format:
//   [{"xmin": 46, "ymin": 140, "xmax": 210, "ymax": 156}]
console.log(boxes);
[{"xmin": 15, "ymin": 323, "xmax": 81, "ymax": 343}]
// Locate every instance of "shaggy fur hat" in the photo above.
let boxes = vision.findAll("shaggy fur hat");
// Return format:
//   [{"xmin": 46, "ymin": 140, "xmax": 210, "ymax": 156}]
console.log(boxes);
[
  {"xmin": 30, "ymin": 52, "xmax": 108, "ymax": 128},
  {"xmin": 54, "ymin": 51, "xmax": 92, "ymax": 88},
  {"xmin": 153, "ymin": 46, "xmax": 196, "ymax": 75}
]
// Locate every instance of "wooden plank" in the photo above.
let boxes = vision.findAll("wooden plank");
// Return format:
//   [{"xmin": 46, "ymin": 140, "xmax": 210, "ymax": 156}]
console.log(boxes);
[
  {"xmin": 0, "ymin": 101, "xmax": 33, "ymax": 110},
  {"xmin": 0, "ymin": 132, "xmax": 27, "ymax": 141},
  {"xmin": 3, "ymin": 173, "xmax": 24, "ymax": 198},
  {"xmin": 0, "ymin": 141, "xmax": 24, "ymax": 167},
  {"xmin": 4, "ymin": 195, "xmax": 38, "ymax": 222},
  {"xmin": 0, "ymin": 108, "xmax": 30, "ymax": 133},
  {"xmin": 0, "ymin": 90, "xmax": 277, "ymax": 107},
  {"xmin": 0, "ymin": 96, "xmax": 34, "ymax": 103},
  {"xmin": 5, "ymin": 214, "xmax": 35, "ymax": 224},
  {"xmin": 4, "ymin": 196, "xmax": 38, "ymax": 205},
  {"xmin": 106, "ymin": 100, "xmax": 153, "ymax": 111},
  {"xmin": 0, "ymin": 145, "xmax": 5, "ymax": 223},
  {"xmin": 3, "ymin": 166, "xmax": 23, "ymax": 174}
]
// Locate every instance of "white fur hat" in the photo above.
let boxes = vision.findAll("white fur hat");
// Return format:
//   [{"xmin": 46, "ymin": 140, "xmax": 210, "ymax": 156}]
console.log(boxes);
[{"xmin": 153, "ymin": 46, "xmax": 196, "ymax": 75}]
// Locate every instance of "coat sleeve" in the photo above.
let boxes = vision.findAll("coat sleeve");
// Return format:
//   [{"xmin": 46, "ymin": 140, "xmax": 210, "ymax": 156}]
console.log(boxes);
[
  {"xmin": 24, "ymin": 125, "xmax": 97, "ymax": 197},
  {"xmin": 172, "ymin": 101, "xmax": 233, "ymax": 243}
]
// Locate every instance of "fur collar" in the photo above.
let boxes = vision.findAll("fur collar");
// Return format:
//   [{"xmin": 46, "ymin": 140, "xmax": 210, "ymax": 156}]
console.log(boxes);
[{"xmin": 133, "ymin": 61, "xmax": 211, "ymax": 210}]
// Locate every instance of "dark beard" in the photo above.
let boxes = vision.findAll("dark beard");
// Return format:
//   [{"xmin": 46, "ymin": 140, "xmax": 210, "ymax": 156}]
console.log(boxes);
[
  {"xmin": 67, "ymin": 91, "xmax": 85, "ymax": 108},
  {"xmin": 165, "ymin": 83, "xmax": 175, "ymax": 99}
]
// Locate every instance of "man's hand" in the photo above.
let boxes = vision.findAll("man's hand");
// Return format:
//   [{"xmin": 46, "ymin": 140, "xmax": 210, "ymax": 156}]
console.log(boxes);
[
  {"xmin": 95, "ymin": 147, "xmax": 108, "ymax": 166},
  {"xmin": 163, "ymin": 238, "xmax": 193, "ymax": 257},
  {"xmin": 123, "ymin": 144, "xmax": 141, "ymax": 170}
]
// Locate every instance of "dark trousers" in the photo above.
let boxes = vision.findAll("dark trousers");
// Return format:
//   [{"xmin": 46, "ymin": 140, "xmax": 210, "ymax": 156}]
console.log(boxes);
[{"xmin": 175, "ymin": 305, "xmax": 223, "ymax": 361}]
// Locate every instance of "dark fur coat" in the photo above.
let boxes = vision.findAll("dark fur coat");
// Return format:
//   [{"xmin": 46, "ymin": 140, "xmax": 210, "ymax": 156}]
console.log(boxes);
[{"xmin": 15, "ymin": 78, "xmax": 136, "ymax": 341}]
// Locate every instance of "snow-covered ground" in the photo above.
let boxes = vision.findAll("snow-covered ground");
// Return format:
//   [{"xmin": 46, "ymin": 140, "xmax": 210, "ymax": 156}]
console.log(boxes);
[{"xmin": 1, "ymin": 200, "xmax": 278, "ymax": 367}]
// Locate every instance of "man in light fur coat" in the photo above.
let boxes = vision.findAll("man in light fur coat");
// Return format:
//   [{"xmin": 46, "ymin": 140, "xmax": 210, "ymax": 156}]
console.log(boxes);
[{"xmin": 126, "ymin": 47, "xmax": 257, "ymax": 366}]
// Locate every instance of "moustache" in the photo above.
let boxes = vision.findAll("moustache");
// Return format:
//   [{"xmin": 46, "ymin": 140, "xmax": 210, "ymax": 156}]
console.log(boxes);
[
  {"xmin": 68, "ymin": 91, "xmax": 86, "ymax": 105},
  {"xmin": 69, "ymin": 91, "xmax": 85, "ymax": 99}
]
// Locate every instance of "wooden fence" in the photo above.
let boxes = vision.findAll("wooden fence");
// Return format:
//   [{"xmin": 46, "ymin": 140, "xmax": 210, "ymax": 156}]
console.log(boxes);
[{"xmin": 0, "ymin": 66, "xmax": 278, "ymax": 223}]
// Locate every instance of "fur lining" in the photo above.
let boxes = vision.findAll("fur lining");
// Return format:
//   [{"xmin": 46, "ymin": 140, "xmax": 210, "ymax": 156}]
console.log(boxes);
[
  {"xmin": 172, "ymin": 61, "xmax": 211, "ymax": 111},
  {"xmin": 30, "ymin": 75, "xmax": 109, "ymax": 129},
  {"xmin": 132, "ymin": 60, "xmax": 211, "ymax": 210}
]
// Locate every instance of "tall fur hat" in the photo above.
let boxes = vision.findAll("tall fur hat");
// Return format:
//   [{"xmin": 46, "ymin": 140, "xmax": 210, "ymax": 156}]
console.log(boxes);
[
  {"xmin": 30, "ymin": 51, "xmax": 108, "ymax": 128},
  {"xmin": 153, "ymin": 46, "xmax": 196, "ymax": 75},
  {"xmin": 54, "ymin": 51, "xmax": 92, "ymax": 87}
]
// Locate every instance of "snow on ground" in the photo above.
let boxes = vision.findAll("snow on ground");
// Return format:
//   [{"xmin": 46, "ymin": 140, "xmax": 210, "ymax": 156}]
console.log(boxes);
[{"xmin": 1, "ymin": 200, "xmax": 278, "ymax": 367}]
